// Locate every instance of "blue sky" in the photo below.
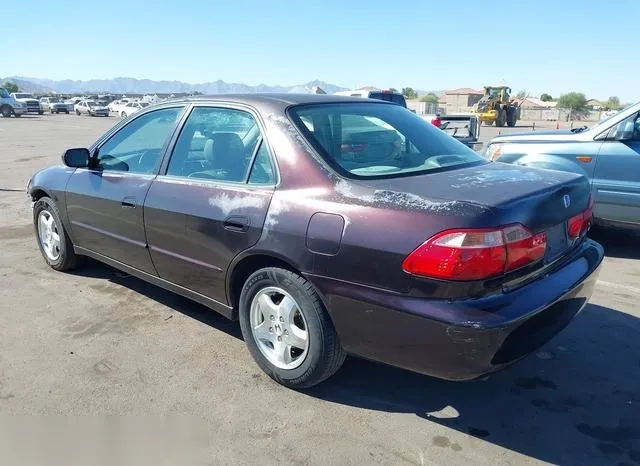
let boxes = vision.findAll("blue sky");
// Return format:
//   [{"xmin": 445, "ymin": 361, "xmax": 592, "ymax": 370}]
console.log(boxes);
[{"xmin": 4, "ymin": 0, "xmax": 638, "ymax": 101}]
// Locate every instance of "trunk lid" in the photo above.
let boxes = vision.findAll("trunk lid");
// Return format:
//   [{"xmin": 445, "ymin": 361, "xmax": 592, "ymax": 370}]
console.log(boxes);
[{"xmin": 365, "ymin": 162, "xmax": 590, "ymax": 261}]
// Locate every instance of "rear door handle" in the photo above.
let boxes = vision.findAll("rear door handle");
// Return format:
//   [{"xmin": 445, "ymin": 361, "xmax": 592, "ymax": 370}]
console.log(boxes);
[
  {"xmin": 122, "ymin": 196, "xmax": 137, "ymax": 208},
  {"xmin": 224, "ymin": 216, "xmax": 249, "ymax": 232}
]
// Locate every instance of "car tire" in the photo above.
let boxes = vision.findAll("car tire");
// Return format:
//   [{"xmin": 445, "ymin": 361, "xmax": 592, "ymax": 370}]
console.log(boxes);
[
  {"xmin": 66, "ymin": 111, "xmax": 70, "ymax": 114},
  {"xmin": 38, "ymin": 111, "xmax": 44, "ymax": 115},
  {"xmin": 239, "ymin": 267, "xmax": 346, "ymax": 389},
  {"xmin": 121, "ymin": 111, "xmax": 126, "ymax": 118},
  {"xmin": 1, "ymin": 105, "xmax": 12, "ymax": 118},
  {"xmin": 76, "ymin": 110, "xmax": 80, "ymax": 115},
  {"xmin": 33, "ymin": 196, "xmax": 83, "ymax": 272}
]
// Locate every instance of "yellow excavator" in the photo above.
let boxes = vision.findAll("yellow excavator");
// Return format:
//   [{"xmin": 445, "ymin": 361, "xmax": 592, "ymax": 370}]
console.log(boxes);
[{"xmin": 472, "ymin": 86, "xmax": 522, "ymax": 127}]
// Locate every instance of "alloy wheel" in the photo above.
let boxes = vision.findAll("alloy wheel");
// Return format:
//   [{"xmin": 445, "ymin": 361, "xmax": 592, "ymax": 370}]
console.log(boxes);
[
  {"xmin": 249, "ymin": 287, "xmax": 309, "ymax": 370},
  {"xmin": 37, "ymin": 210, "xmax": 61, "ymax": 261}
]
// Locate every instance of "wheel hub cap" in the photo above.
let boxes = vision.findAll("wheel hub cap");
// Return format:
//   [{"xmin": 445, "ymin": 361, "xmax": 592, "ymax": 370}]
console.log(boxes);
[
  {"xmin": 249, "ymin": 287, "xmax": 309, "ymax": 370},
  {"xmin": 38, "ymin": 210, "xmax": 61, "ymax": 261}
]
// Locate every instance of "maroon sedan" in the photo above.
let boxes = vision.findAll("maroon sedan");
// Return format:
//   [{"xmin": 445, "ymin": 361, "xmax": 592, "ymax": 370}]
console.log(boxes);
[{"xmin": 27, "ymin": 94, "xmax": 603, "ymax": 388}]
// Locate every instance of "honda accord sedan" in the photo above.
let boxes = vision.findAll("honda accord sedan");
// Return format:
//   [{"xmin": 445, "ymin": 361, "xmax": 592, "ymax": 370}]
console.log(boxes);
[{"xmin": 27, "ymin": 94, "xmax": 604, "ymax": 388}]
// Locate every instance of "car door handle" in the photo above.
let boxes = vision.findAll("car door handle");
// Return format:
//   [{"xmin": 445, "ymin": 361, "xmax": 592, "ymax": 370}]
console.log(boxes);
[
  {"xmin": 122, "ymin": 196, "xmax": 137, "ymax": 208},
  {"xmin": 224, "ymin": 216, "xmax": 249, "ymax": 232}
]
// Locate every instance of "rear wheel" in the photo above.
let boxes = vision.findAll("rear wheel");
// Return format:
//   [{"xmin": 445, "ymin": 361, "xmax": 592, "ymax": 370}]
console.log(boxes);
[
  {"xmin": 33, "ymin": 197, "xmax": 83, "ymax": 271},
  {"xmin": 239, "ymin": 267, "xmax": 346, "ymax": 389}
]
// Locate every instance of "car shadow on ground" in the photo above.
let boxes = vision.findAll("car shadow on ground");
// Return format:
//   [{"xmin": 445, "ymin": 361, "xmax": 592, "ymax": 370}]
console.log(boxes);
[
  {"xmin": 305, "ymin": 304, "xmax": 640, "ymax": 465},
  {"xmin": 69, "ymin": 260, "xmax": 242, "ymax": 340},
  {"xmin": 589, "ymin": 227, "xmax": 640, "ymax": 260}
]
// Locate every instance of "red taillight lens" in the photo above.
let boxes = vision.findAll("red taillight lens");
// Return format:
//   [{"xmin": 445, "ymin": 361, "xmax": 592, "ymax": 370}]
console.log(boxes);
[
  {"xmin": 503, "ymin": 225, "xmax": 546, "ymax": 271},
  {"xmin": 402, "ymin": 224, "xmax": 546, "ymax": 281},
  {"xmin": 431, "ymin": 117, "xmax": 442, "ymax": 127},
  {"xmin": 568, "ymin": 197, "xmax": 594, "ymax": 239}
]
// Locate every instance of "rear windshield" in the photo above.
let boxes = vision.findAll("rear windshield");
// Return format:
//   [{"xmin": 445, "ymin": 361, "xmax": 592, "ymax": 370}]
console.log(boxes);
[
  {"xmin": 368, "ymin": 92, "xmax": 406, "ymax": 107},
  {"xmin": 289, "ymin": 103, "xmax": 486, "ymax": 179}
]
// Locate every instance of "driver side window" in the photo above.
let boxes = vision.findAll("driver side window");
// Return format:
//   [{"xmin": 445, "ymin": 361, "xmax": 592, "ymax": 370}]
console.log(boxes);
[{"xmin": 96, "ymin": 107, "xmax": 182, "ymax": 173}]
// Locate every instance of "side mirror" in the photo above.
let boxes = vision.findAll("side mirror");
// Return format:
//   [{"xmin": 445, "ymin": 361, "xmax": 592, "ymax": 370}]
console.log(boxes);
[
  {"xmin": 62, "ymin": 148, "xmax": 90, "ymax": 168},
  {"xmin": 615, "ymin": 120, "xmax": 635, "ymax": 141}
]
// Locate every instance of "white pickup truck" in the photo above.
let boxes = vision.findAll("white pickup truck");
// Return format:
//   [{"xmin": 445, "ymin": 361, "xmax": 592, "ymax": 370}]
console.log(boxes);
[
  {"xmin": 11, "ymin": 92, "xmax": 43, "ymax": 115},
  {"xmin": 0, "ymin": 88, "xmax": 27, "ymax": 117}
]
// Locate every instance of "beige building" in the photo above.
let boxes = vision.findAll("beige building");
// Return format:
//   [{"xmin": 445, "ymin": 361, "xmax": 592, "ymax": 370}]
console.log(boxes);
[{"xmin": 443, "ymin": 88, "xmax": 483, "ymax": 113}]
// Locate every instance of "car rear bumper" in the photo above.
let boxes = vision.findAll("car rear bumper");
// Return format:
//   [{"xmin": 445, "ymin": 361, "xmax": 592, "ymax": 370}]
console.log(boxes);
[{"xmin": 308, "ymin": 238, "xmax": 604, "ymax": 381}]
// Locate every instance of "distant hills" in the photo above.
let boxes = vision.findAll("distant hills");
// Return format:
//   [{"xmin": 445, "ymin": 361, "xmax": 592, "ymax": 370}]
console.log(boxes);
[{"xmin": 2, "ymin": 76, "xmax": 348, "ymax": 95}]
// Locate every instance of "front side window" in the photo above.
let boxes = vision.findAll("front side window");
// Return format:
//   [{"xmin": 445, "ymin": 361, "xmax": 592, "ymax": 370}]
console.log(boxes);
[
  {"xmin": 96, "ymin": 107, "xmax": 183, "ymax": 174},
  {"xmin": 166, "ymin": 106, "xmax": 262, "ymax": 182},
  {"xmin": 289, "ymin": 103, "xmax": 486, "ymax": 178}
]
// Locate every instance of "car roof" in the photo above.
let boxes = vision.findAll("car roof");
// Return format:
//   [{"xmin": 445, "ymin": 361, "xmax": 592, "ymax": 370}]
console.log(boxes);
[{"xmin": 161, "ymin": 93, "xmax": 393, "ymax": 109}]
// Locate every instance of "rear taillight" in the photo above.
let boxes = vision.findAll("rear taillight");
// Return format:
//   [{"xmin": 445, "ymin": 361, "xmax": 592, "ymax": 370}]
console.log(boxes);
[
  {"xmin": 431, "ymin": 117, "xmax": 442, "ymax": 127},
  {"xmin": 568, "ymin": 197, "xmax": 594, "ymax": 239},
  {"xmin": 402, "ymin": 224, "xmax": 546, "ymax": 281}
]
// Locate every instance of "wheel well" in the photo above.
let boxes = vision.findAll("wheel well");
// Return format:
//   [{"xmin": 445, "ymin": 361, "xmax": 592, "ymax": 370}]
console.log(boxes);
[
  {"xmin": 30, "ymin": 189, "xmax": 49, "ymax": 202},
  {"xmin": 228, "ymin": 254, "xmax": 300, "ymax": 319}
]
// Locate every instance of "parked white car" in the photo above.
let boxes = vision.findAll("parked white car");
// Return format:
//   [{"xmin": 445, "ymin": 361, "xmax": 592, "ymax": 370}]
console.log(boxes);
[
  {"xmin": 120, "ymin": 101, "xmax": 150, "ymax": 117},
  {"xmin": 74, "ymin": 100, "xmax": 110, "ymax": 117},
  {"xmin": 108, "ymin": 99, "xmax": 132, "ymax": 114}
]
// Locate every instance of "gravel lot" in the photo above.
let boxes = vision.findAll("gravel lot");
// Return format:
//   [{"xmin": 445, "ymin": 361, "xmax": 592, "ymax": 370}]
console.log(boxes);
[{"xmin": 1, "ymin": 114, "xmax": 639, "ymax": 465}]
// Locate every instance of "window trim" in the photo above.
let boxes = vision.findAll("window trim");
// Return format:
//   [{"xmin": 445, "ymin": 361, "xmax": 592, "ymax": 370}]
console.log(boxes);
[
  {"xmin": 158, "ymin": 102, "xmax": 279, "ymax": 187},
  {"xmin": 88, "ymin": 104, "xmax": 188, "ymax": 175}
]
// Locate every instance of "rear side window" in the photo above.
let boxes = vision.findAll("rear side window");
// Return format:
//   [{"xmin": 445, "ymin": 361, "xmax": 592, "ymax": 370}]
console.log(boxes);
[
  {"xmin": 248, "ymin": 142, "xmax": 275, "ymax": 185},
  {"xmin": 166, "ymin": 107, "xmax": 262, "ymax": 182},
  {"xmin": 289, "ymin": 103, "xmax": 485, "ymax": 179}
]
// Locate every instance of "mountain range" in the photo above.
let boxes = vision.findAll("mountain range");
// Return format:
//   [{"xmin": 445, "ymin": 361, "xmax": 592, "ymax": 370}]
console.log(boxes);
[{"xmin": 2, "ymin": 76, "xmax": 348, "ymax": 95}]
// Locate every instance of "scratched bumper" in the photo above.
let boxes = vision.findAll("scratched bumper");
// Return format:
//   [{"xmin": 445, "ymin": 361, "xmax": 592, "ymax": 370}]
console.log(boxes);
[{"xmin": 308, "ymin": 239, "xmax": 603, "ymax": 381}]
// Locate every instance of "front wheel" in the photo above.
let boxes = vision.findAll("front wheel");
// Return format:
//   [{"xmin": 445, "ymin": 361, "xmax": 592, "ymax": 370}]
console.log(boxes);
[
  {"xmin": 239, "ymin": 267, "xmax": 346, "ymax": 389},
  {"xmin": 76, "ymin": 110, "xmax": 80, "ymax": 115},
  {"xmin": 1, "ymin": 105, "xmax": 12, "ymax": 118},
  {"xmin": 33, "ymin": 197, "xmax": 83, "ymax": 271}
]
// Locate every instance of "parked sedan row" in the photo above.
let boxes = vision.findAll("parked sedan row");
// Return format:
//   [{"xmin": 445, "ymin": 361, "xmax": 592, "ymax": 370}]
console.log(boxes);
[{"xmin": 27, "ymin": 94, "xmax": 603, "ymax": 389}]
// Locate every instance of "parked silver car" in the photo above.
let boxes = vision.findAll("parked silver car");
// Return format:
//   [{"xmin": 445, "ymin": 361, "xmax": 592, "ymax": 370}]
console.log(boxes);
[
  {"xmin": 486, "ymin": 101, "xmax": 640, "ymax": 229},
  {"xmin": 40, "ymin": 97, "xmax": 70, "ymax": 114}
]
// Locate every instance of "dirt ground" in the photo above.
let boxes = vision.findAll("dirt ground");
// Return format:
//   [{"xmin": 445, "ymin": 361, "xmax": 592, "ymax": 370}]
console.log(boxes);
[{"xmin": 1, "ymin": 114, "xmax": 639, "ymax": 465}]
